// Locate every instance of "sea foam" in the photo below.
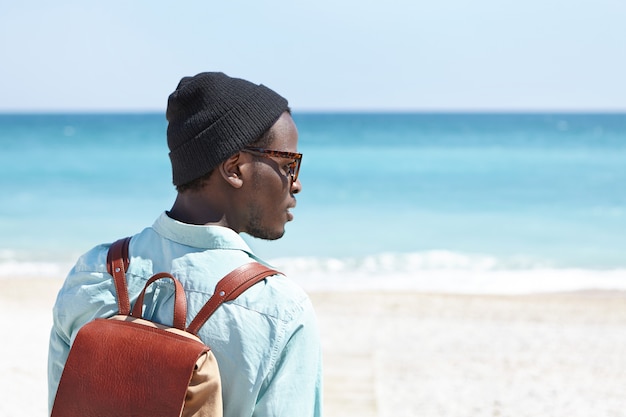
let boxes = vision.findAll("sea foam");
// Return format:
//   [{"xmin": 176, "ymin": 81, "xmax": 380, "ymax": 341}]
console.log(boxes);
[
  {"xmin": 2, "ymin": 250, "xmax": 624, "ymax": 295},
  {"xmin": 269, "ymin": 251, "xmax": 626, "ymax": 294}
]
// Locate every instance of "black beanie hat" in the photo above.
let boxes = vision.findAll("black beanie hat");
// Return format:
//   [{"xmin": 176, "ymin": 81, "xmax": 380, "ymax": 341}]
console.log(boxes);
[{"xmin": 166, "ymin": 72, "xmax": 289, "ymax": 186}]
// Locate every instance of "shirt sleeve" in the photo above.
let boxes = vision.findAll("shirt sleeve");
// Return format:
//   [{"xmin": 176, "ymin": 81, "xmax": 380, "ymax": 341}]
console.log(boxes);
[
  {"xmin": 47, "ymin": 325, "xmax": 70, "ymax": 413},
  {"xmin": 47, "ymin": 260, "xmax": 119, "ymax": 414},
  {"xmin": 253, "ymin": 297, "xmax": 324, "ymax": 417}
]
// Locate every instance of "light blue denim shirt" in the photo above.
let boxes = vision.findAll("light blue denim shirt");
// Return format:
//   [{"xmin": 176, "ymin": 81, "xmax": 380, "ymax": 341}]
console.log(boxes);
[{"xmin": 48, "ymin": 212, "xmax": 323, "ymax": 417}]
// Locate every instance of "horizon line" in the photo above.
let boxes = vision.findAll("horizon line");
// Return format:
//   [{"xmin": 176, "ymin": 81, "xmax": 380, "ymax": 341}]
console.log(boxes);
[{"xmin": 1, "ymin": 108, "xmax": 626, "ymax": 115}]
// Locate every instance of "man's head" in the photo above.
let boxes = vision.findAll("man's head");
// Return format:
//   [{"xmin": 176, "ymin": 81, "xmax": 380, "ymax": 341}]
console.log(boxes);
[{"xmin": 165, "ymin": 72, "xmax": 301, "ymax": 240}]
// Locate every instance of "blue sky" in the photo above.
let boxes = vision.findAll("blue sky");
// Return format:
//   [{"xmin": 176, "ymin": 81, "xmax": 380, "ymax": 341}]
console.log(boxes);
[{"xmin": 1, "ymin": 0, "xmax": 625, "ymax": 112}]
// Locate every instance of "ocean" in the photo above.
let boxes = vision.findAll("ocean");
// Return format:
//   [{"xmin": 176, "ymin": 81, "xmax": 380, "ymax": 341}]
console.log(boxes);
[{"xmin": 1, "ymin": 112, "xmax": 625, "ymax": 293}]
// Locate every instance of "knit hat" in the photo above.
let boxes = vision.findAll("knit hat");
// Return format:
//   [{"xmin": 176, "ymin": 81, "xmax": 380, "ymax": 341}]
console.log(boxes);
[{"xmin": 166, "ymin": 72, "xmax": 289, "ymax": 186}]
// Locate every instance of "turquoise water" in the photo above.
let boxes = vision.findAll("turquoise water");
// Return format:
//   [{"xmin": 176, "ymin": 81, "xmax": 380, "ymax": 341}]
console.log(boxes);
[{"xmin": 1, "ymin": 113, "xmax": 625, "ymax": 278}]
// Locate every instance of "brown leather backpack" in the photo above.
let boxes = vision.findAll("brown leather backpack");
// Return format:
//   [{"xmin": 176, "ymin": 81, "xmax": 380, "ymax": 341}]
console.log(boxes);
[{"xmin": 51, "ymin": 237, "xmax": 279, "ymax": 417}]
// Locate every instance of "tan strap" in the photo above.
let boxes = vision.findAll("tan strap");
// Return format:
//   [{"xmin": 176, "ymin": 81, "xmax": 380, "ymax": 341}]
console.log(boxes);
[
  {"xmin": 187, "ymin": 263, "xmax": 280, "ymax": 335},
  {"xmin": 106, "ymin": 237, "xmax": 132, "ymax": 315}
]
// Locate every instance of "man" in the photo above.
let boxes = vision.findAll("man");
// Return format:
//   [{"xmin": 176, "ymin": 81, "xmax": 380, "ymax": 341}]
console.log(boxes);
[{"xmin": 48, "ymin": 72, "xmax": 323, "ymax": 416}]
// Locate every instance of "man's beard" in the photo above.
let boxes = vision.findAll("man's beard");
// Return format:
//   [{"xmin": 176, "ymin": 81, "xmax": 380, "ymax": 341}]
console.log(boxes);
[{"xmin": 245, "ymin": 204, "xmax": 285, "ymax": 241}]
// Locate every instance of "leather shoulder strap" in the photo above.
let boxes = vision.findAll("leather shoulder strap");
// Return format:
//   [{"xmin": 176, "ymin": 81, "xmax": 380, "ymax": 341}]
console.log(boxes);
[
  {"xmin": 186, "ymin": 262, "xmax": 281, "ymax": 335},
  {"xmin": 106, "ymin": 237, "xmax": 132, "ymax": 315}
]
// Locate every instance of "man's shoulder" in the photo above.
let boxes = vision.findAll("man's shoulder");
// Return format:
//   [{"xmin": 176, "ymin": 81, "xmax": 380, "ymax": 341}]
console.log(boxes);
[
  {"xmin": 243, "ymin": 271, "xmax": 312, "ymax": 321},
  {"xmin": 182, "ymin": 265, "xmax": 312, "ymax": 324},
  {"xmin": 71, "ymin": 243, "xmax": 111, "ymax": 273},
  {"xmin": 63, "ymin": 229, "xmax": 314, "ymax": 324}
]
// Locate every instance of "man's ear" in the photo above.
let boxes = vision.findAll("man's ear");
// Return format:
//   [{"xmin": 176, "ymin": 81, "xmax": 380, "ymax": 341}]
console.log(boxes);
[{"xmin": 218, "ymin": 152, "xmax": 244, "ymax": 189}]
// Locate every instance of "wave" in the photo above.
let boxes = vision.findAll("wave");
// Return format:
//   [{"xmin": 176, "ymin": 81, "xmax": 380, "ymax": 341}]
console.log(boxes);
[
  {"xmin": 268, "ymin": 251, "xmax": 626, "ymax": 294},
  {"xmin": 2, "ymin": 250, "xmax": 625, "ymax": 295},
  {"xmin": 269, "ymin": 250, "xmax": 554, "ymax": 273}
]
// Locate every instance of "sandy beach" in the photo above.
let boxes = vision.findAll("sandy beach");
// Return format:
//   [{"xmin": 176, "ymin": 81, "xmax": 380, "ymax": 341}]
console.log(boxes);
[
  {"xmin": 315, "ymin": 290, "xmax": 626, "ymax": 417},
  {"xmin": 2, "ymin": 278, "xmax": 626, "ymax": 417}
]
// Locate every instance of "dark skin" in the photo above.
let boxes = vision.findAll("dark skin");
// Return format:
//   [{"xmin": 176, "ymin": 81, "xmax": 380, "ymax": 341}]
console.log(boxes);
[{"xmin": 168, "ymin": 112, "xmax": 302, "ymax": 240}]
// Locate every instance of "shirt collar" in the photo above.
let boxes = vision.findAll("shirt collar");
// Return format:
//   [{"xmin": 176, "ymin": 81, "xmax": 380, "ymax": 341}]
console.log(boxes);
[{"xmin": 152, "ymin": 212, "xmax": 254, "ymax": 252}]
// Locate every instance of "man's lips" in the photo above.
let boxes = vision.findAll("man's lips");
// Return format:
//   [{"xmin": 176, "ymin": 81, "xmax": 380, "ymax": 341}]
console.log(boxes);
[{"xmin": 286, "ymin": 201, "xmax": 296, "ymax": 221}]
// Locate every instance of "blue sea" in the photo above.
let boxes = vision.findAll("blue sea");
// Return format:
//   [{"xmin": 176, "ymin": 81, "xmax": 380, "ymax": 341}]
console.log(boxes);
[{"xmin": 1, "ymin": 113, "xmax": 625, "ymax": 293}]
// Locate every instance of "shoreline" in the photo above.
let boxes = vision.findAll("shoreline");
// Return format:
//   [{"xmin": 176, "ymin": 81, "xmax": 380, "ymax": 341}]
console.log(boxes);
[
  {"xmin": 7, "ymin": 265, "xmax": 626, "ymax": 297},
  {"xmin": 2, "ymin": 278, "xmax": 626, "ymax": 416}
]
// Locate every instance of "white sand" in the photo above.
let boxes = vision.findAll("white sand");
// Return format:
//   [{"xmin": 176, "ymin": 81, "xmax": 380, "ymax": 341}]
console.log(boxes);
[
  {"xmin": 314, "ymin": 290, "xmax": 626, "ymax": 417},
  {"xmin": 0, "ymin": 279, "xmax": 59, "ymax": 417},
  {"xmin": 2, "ymin": 278, "xmax": 626, "ymax": 416}
]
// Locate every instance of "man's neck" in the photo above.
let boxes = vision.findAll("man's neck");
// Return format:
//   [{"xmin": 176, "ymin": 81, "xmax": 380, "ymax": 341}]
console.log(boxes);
[{"xmin": 168, "ymin": 193, "xmax": 230, "ymax": 227}]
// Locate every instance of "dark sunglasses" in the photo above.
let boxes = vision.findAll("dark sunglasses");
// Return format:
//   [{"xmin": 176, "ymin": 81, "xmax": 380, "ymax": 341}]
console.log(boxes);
[{"xmin": 242, "ymin": 147, "xmax": 303, "ymax": 183}]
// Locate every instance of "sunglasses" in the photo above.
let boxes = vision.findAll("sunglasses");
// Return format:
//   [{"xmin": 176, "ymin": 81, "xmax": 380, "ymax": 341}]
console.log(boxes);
[{"xmin": 242, "ymin": 147, "xmax": 303, "ymax": 183}]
